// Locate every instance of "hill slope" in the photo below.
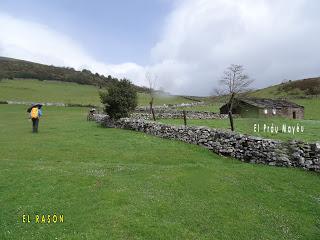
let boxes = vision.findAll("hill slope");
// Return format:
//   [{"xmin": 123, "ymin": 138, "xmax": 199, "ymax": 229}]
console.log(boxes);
[
  {"xmin": 0, "ymin": 56, "xmax": 148, "ymax": 92},
  {"xmin": 248, "ymin": 77, "xmax": 320, "ymax": 99},
  {"xmin": 0, "ymin": 79, "xmax": 195, "ymax": 106}
]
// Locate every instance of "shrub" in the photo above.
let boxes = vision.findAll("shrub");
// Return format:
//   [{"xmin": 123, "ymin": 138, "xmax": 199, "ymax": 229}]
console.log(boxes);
[{"xmin": 100, "ymin": 79, "xmax": 137, "ymax": 120}]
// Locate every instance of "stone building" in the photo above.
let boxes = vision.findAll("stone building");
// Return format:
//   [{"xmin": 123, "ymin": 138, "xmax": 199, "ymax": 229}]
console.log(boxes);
[{"xmin": 220, "ymin": 98, "xmax": 304, "ymax": 119}]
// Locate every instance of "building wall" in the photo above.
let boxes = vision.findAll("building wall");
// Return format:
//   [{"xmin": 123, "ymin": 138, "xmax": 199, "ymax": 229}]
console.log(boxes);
[
  {"xmin": 257, "ymin": 107, "xmax": 304, "ymax": 119},
  {"xmin": 289, "ymin": 107, "xmax": 304, "ymax": 119},
  {"xmin": 238, "ymin": 104, "xmax": 260, "ymax": 117},
  {"xmin": 220, "ymin": 102, "xmax": 259, "ymax": 117}
]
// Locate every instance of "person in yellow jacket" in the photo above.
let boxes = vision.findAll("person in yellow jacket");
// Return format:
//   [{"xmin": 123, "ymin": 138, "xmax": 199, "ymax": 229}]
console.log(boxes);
[{"xmin": 27, "ymin": 104, "xmax": 43, "ymax": 133}]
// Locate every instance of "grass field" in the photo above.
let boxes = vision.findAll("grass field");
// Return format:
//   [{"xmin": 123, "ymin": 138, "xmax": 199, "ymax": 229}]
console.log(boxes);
[
  {"xmin": 160, "ymin": 118, "xmax": 320, "ymax": 142},
  {"xmin": 0, "ymin": 105, "xmax": 319, "ymax": 239},
  {"xmin": 136, "ymin": 92, "xmax": 194, "ymax": 106},
  {"xmin": 176, "ymin": 103, "xmax": 221, "ymax": 113},
  {"xmin": 0, "ymin": 79, "xmax": 101, "ymax": 105},
  {"xmin": 292, "ymin": 98, "xmax": 320, "ymax": 120},
  {"xmin": 0, "ymin": 79, "xmax": 194, "ymax": 106}
]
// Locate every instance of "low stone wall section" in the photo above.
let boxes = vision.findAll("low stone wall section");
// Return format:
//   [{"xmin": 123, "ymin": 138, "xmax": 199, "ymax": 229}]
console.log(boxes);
[
  {"xmin": 92, "ymin": 114, "xmax": 320, "ymax": 172},
  {"xmin": 131, "ymin": 110, "xmax": 230, "ymax": 120},
  {"xmin": 135, "ymin": 101, "xmax": 205, "ymax": 111}
]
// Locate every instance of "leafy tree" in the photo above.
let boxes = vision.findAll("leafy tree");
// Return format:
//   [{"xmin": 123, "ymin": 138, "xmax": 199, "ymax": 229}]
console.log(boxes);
[{"xmin": 100, "ymin": 79, "xmax": 137, "ymax": 120}]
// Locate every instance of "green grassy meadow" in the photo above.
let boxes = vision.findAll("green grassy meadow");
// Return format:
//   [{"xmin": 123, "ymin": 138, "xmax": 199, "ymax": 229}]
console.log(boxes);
[
  {"xmin": 0, "ymin": 105, "xmax": 319, "ymax": 239},
  {"xmin": 293, "ymin": 98, "xmax": 320, "ymax": 120},
  {"xmin": 136, "ymin": 92, "xmax": 194, "ymax": 106},
  {"xmin": 0, "ymin": 79, "xmax": 194, "ymax": 106},
  {"xmin": 0, "ymin": 79, "xmax": 101, "ymax": 105},
  {"xmin": 177, "ymin": 102, "xmax": 222, "ymax": 113}
]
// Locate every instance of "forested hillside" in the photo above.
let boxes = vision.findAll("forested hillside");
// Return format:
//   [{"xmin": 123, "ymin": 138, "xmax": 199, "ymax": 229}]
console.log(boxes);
[{"xmin": 0, "ymin": 56, "xmax": 148, "ymax": 92}]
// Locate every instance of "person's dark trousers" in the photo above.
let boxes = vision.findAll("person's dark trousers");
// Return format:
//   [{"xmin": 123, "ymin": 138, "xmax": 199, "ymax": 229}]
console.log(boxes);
[{"xmin": 32, "ymin": 118, "xmax": 39, "ymax": 133}]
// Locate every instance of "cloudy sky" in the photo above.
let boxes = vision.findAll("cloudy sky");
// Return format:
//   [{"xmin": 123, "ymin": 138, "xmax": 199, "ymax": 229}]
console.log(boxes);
[{"xmin": 0, "ymin": 0, "xmax": 319, "ymax": 96}]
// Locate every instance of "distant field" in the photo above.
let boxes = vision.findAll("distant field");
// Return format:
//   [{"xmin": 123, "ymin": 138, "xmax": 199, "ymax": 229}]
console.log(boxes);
[
  {"xmin": 177, "ymin": 103, "xmax": 223, "ymax": 113},
  {"xmin": 137, "ymin": 92, "xmax": 194, "ymax": 106},
  {"xmin": 0, "ymin": 79, "xmax": 195, "ymax": 106},
  {"xmin": 1, "ymin": 105, "xmax": 319, "ymax": 239},
  {"xmin": 0, "ymin": 79, "xmax": 101, "ymax": 105},
  {"xmin": 160, "ymin": 118, "xmax": 320, "ymax": 142}
]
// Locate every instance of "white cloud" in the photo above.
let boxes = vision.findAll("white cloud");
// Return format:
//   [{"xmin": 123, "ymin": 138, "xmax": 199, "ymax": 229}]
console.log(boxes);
[
  {"xmin": 1, "ymin": 1, "xmax": 320, "ymax": 96},
  {"xmin": 150, "ymin": 0, "xmax": 320, "ymax": 95},
  {"xmin": 0, "ymin": 13, "xmax": 147, "ymax": 86}
]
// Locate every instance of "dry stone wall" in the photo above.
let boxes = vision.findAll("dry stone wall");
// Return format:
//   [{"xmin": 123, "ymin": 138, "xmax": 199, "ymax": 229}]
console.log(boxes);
[
  {"xmin": 135, "ymin": 101, "xmax": 205, "ymax": 112},
  {"xmin": 131, "ymin": 110, "xmax": 230, "ymax": 120},
  {"xmin": 93, "ymin": 114, "xmax": 320, "ymax": 172}
]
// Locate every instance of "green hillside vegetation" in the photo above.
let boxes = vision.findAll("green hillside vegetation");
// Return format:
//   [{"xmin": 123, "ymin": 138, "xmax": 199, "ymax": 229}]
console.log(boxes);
[
  {"xmin": 1, "ymin": 105, "xmax": 319, "ymax": 239},
  {"xmin": 0, "ymin": 56, "xmax": 148, "ymax": 92},
  {"xmin": 0, "ymin": 79, "xmax": 101, "ymax": 105},
  {"xmin": 138, "ymin": 92, "xmax": 195, "ymax": 106},
  {"xmin": 293, "ymin": 98, "xmax": 320, "ymax": 120},
  {"xmin": 176, "ymin": 103, "xmax": 220, "ymax": 112},
  {"xmin": 249, "ymin": 77, "xmax": 320, "ymax": 99},
  {"xmin": 0, "ymin": 79, "xmax": 195, "ymax": 106}
]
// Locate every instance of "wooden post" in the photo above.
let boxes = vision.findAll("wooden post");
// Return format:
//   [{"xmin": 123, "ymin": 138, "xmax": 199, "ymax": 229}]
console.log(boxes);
[
  {"xmin": 183, "ymin": 110, "xmax": 187, "ymax": 126},
  {"xmin": 151, "ymin": 108, "xmax": 156, "ymax": 121},
  {"xmin": 149, "ymin": 98, "xmax": 156, "ymax": 121},
  {"xmin": 228, "ymin": 93, "xmax": 235, "ymax": 131},
  {"xmin": 228, "ymin": 111, "xmax": 234, "ymax": 131}
]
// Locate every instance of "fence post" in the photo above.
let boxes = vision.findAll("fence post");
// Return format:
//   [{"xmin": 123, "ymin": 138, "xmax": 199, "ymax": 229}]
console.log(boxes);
[
  {"xmin": 151, "ymin": 108, "xmax": 156, "ymax": 121},
  {"xmin": 183, "ymin": 110, "xmax": 187, "ymax": 126}
]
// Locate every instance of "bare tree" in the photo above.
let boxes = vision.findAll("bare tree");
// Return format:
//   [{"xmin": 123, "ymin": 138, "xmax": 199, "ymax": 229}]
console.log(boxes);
[
  {"xmin": 145, "ymin": 71, "xmax": 157, "ymax": 121},
  {"xmin": 215, "ymin": 64, "xmax": 253, "ymax": 131}
]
